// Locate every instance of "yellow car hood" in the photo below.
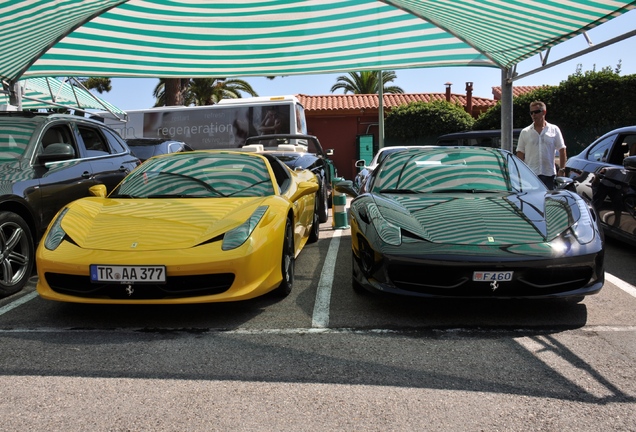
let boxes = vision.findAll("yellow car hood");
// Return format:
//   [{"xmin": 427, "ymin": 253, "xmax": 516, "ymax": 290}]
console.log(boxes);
[{"xmin": 60, "ymin": 197, "xmax": 269, "ymax": 251}]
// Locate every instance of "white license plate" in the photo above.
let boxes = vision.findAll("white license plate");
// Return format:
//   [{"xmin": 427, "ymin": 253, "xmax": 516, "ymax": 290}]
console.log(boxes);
[
  {"xmin": 472, "ymin": 271, "xmax": 513, "ymax": 282},
  {"xmin": 90, "ymin": 265, "xmax": 166, "ymax": 284}
]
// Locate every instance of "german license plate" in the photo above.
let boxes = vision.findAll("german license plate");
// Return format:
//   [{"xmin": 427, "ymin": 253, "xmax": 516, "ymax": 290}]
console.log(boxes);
[
  {"xmin": 472, "ymin": 271, "xmax": 513, "ymax": 282},
  {"xmin": 90, "ymin": 265, "xmax": 166, "ymax": 284}
]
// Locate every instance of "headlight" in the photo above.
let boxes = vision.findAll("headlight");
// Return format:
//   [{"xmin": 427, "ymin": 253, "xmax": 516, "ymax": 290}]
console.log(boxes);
[
  {"xmin": 366, "ymin": 203, "xmax": 401, "ymax": 246},
  {"xmin": 44, "ymin": 208, "xmax": 69, "ymax": 250},
  {"xmin": 570, "ymin": 199, "xmax": 595, "ymax": 244},
  {"xmin": 222, "ymin": 206, "xmax": 268, "ymax": 251}
]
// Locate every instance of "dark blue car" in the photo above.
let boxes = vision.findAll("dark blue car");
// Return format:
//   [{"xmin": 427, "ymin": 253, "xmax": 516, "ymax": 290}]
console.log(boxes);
[{"xmin": 566, "ymin": 125, "xmax": 636, "ymax": 246}]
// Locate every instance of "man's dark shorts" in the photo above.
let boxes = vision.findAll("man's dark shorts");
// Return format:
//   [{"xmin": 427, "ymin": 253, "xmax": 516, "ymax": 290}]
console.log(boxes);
[{"xmin": 538, "ymin": 174, "xmax": 555, "ymax": 190}]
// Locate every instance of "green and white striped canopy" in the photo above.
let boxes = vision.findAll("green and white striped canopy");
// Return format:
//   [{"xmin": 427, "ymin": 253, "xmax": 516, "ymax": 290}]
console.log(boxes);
[
  {"xmin": 1, "ymin": 0, "xmax": 635, "ymax": 83},
  {"xmin": 0, "ymin": 77, "xmax": 125, "ymax": 113}
]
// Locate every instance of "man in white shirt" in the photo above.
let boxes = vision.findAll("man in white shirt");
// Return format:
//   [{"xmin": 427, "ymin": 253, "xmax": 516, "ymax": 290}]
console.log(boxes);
[{"xmin": 516, "ymin": 101, "xmax": 567, "ymax": 189}]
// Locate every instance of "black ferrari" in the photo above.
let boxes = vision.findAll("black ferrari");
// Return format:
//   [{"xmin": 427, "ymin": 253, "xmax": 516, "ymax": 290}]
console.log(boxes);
[
  {"xmin": 335, "ymin": 146, "xmax": 605, "ymax": 302},
  {"xmin": 243, "ymin": 134, "xmax": 336, "ymax": 223}
]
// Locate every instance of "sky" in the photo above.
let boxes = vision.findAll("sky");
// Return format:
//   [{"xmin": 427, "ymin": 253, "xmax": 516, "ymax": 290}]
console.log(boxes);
[{"xmin": 96, "ymin": 10, "xmax": 636, "ymax": 112}]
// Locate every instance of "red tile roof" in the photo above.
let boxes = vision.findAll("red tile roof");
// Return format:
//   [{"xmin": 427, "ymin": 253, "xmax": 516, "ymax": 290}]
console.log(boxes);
[
  {"xmin": 297, "ymin": 93, "xmax": 496, "ymax": 112},
  {"xmin": 491, "ymin": 85, "xmax": 551, "ymax": 100}
]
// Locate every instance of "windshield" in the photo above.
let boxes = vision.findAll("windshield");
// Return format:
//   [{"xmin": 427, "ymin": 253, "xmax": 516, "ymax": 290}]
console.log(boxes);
[
  {"xmin": 128, "ymin": 144, "xmax": 160, "ymax": 161},
  {"xmin": 112, "ymin": 152, "xmax": 275, "ymax": 198},
  {"xmin": 0, "ymin": 120, "xmax": 36, "ymax": 161},
  {"xmin": 371, "ymin": 147, "xmax": 546, "ymax": 194},
  {"xmin": 374, "ymin": 147, "xmax": 406, "ymax": 165}
]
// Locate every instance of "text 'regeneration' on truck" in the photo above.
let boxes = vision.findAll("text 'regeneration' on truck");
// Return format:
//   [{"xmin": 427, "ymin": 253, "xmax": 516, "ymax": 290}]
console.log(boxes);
[{"xmin": 95, "ymin": 95, "xmax": 307, "ymax": 150}]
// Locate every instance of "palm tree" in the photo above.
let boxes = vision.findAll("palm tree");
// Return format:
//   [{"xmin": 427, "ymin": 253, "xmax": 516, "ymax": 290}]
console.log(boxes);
[
  {"xmin": 155, "ymin": 77, "xmax": 259, "ymax": 107},
  {"xmin": 79, "ymin": 77, "xmax": 112, "ymax": 93},
  {"xmin": 330, "ymin": 70, "xmax": 404, "ymax": 94}
]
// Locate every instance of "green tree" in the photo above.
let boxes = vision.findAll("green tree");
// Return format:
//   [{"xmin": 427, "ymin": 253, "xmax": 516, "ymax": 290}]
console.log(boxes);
[
  {"xmin": 330, "ymin": 71, "xmax": 404, "ymax": 94},
  {"xmin": 154, "ymin": 77, "xmax": 258, "ymax": 107},
  {"xmin": 474, "ymin": 63, "xmax": 636, "ymax": 154},
  {"xmin": 154, "ymin": 78, "xmax": 189, "ymax": 106},
  {"xmin": 189, "ymin": 78, "xmax": 258, "ymax": 105},
  {"xmin": 79, "ymin": 77, "xmax": 112, "ymax": 93},
  {"xmin": 385, "ymin": 100, "xmax": 474, "ymax": 144}
]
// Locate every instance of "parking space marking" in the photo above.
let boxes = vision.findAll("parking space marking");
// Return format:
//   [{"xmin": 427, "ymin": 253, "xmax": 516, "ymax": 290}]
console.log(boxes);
[
  {"xmin": 312, "ymin": 229, "xmax": 342, "ymax": 328},
  {"xmin": 0, "ymin": 291, "xmax": 37, "ymax": 317},
  {"xmin": 606, "ymin": 273, "xmax": 636, "ymax": 298},
  {"xmin": 2, "ymin": 326, "xmax": 636, "ymax": 335}
]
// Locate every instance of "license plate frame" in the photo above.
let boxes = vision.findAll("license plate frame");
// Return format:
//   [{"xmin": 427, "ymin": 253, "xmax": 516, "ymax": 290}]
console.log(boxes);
[
  {"xmin": 90, "ymin": 265, "xmax": 166, "ymax": 284},
  {"xmin": 472, "ymin": 271, "xmax": 513, "ymax": 282}
]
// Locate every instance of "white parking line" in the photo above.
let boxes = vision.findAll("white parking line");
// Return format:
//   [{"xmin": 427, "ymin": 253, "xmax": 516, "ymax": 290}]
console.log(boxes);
[
  {"xmin": 312, "ymin": 229, "xmax": 342, "ymax": 328},
  {"xmin": 0, "ymin": 269, "xmax": 634, "ymax": 328},
  {"xmin": 2, "ymin": 326, "xmax": 636, "ymax": 335},
  {"xmin": 0, "ymin": 291, "xmax": 38, "ymax": 317},
  {"xmin": 606, "ymin": 273, "xmax": 636, "ymax": 298}
]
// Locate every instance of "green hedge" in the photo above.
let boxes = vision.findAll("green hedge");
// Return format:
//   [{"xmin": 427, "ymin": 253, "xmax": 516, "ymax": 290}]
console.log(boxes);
[
  {"xmin": 384, "ymin": 67, "xmax": 636, "ymax": 155},
  {"xmin": 473, "ymin": 67, "xmax": 636, "ymax": 155},
  {"xmin": 385, "ymin": 100, "xmax": 474, "ymax": 142}
]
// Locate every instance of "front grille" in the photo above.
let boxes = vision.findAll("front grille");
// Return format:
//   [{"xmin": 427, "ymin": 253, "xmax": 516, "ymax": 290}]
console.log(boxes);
[
  {"xmin": 387, "ymin": 263, "xmax": 595, "ymax": 297},
  {"xmin": 45, "ymin": 272, "xmax": 234, "ymax": 299}
]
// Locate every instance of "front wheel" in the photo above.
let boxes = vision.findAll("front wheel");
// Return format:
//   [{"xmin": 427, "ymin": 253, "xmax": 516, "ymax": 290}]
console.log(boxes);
[
  {"xmin": 317, "ymin": 175, "xmax": 329, "ymax": 223},
  {"xmin": 273, "ymin": 218, "xmax": 294, "ymax": 297},
  {"xmin": 624, "ymin": 194, "xmax": 636, "ymax": 219},
  {"xmin": 0, "ymin": 212, "xmax": 34, "ymax": 297},
  {"xmin": 308, "ymin": 197, "xmax": 320, "ymax": 244}
]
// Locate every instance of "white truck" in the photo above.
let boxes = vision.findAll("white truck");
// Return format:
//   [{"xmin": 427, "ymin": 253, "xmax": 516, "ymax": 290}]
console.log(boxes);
[{"xmin": 97, "ymin": 95, "xmax": 307, "ymax": 149}]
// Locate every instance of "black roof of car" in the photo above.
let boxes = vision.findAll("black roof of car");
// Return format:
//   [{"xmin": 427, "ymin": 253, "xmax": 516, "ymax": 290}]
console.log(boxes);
[
  {"xmin": 437, "ymin": 129, "xmax": 522, "ymax": 140},
  {"xmin": 0, "ymin": 111, "xmax": 113, "ymax": 126},
  {"xmin": 125, "ymin": 138, "xmax": 188, "ymax": 146}
]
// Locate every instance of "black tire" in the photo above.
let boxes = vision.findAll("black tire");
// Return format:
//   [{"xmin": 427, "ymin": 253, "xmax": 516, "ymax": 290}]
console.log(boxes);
[
  {"xmin": 273, "ymin": 218, "xmax": 294, "ymax": 297},
  {"xmin": 624, "ymin": 194, "xmax": 636, "ymax": 219},
  {"xmin": 308, "ymin": 196, "xmax": 320, "ymax": 244},
  {"xmin": 565, "ymin": 295, "xmax": 585, "ymax": 304},
  {"xmin": 0, "ymin": 212, "xmax": 34, "ymax": 297},
  {"xmin": 317, "ymin": 175, "xmax": 329, "ymax": 223}
]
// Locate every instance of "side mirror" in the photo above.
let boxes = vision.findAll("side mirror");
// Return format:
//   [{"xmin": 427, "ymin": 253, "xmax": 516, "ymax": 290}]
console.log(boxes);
[
  {"xmin": 355, "ymin": 159, "xmax": 366, "ymax": 168},
  {"xmin": 89, "ymin": 184, "xmax": 107, "ymax": 198},
  {"xmin": 554, "ymin": 176, "xmax": 575, "ymax": 191},
  {"xmin": 334, "ymin": 180, "xmax": 358, "ymax": 198},
  {"xmin": 326, "ymin": 149, "xmax": 334, "ymax": 156},
  {"xmin": 38, "ymin": 143, "xmax": 76, "ymax": 163},
  {"xmin": 624, "ymin": 155, "xmax": 636, "ymax": 171},
  {"xmin": 291, "ymin": 181, "xmax": 319, "ymax": 201}
]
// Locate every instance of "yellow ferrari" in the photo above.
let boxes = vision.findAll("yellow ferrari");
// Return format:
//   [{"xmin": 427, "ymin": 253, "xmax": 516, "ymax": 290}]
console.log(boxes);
[{"xmin": 36, "ymin": 150, "xmax": 320, "ymax": 304}]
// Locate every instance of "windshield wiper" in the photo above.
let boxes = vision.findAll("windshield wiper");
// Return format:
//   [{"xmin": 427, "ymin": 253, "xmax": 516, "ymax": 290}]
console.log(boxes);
[
  {"xmin": 227, "ymin": 179, "xmax": 271, "ymax": 197},
  {"xmin": 380, "ymin": 188, "xmax": 420, "ymax": 194},
  {"xmin": 146, "ymin": 194, "xmax": 195, "ymax": 198},
  {"xmin": 429, "ymin": 189, "xmax": 494, "ymax": 194}
]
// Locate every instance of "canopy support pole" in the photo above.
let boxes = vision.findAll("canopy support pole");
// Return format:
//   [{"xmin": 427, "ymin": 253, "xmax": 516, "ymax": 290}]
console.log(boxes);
[
  {"xmin": 500, "ymin": 67, "xmax": 514, "ymax": 153},
  {"xmin": 1, "ymin": 80, "xmax": 22, "ymax": 109},
  {"xmin": 378, "ymin": 70, "xmax": 385, "ymax": 150}
]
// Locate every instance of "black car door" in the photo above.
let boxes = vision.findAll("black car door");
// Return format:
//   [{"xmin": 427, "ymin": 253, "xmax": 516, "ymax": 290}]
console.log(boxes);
[
  {"xmin": 589, "ymin": 132, "xmax": 636, "ymax": 241},
  {"xmin": 77, "ymin": 124, "xmax": 138, "ymax": 192},
  {"xmin": 33, "ymin": 122, "xmax": 97, "ymax": 233}
]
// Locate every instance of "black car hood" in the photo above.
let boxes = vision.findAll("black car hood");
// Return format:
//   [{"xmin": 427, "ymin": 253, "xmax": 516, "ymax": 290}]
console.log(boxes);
[
  {"xmin": 268, "ymin": 152, "xmax": 307, "ymax": 169},
  {"xmin": 369, "ymin": 190, "xmax": 580, "ymax": 245}
]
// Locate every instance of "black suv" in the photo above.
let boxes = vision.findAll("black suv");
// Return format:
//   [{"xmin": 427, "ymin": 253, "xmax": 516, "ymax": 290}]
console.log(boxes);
[{"xmin": 0, "ymin": 111, "xmax": 140, "ymax": 296}]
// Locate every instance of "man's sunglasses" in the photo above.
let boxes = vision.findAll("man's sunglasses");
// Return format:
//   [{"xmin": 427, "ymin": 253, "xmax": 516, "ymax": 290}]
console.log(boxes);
[{"xmin": 530, "ymin": 109, "xmax": 544, "ymax": 115}]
